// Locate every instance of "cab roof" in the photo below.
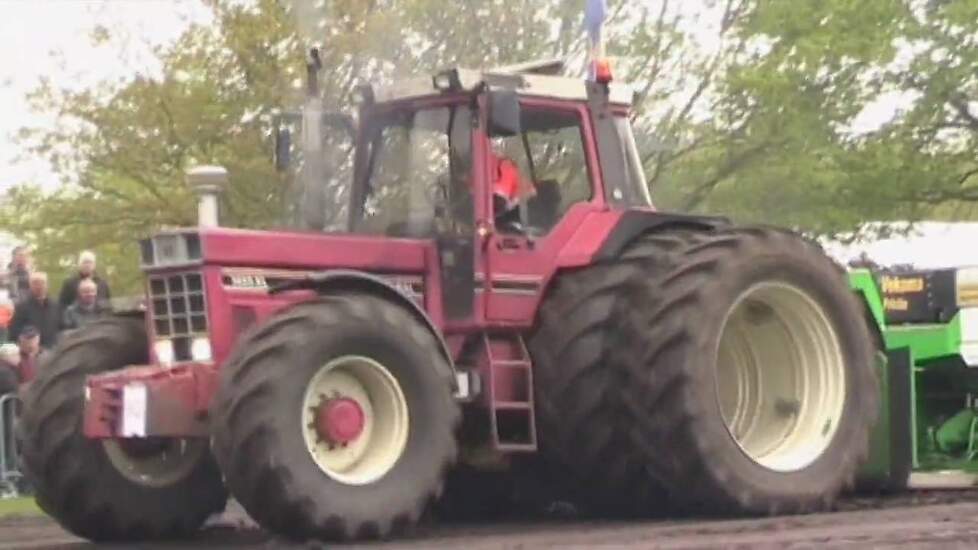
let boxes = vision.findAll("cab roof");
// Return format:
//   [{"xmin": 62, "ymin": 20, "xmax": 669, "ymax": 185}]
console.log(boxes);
[{"xmin": 369, "ymin": 58, "xmax": 636, "ymax": 107}]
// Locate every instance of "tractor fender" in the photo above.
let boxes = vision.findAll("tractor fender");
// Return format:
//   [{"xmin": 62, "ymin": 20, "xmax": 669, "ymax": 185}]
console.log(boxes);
[
  {"xmin": 269, "ymin": 269, "xmax": 458, "ymax": 391},
  {"xmin": 108, "ymin": 295, "xmax": 148, "ymax": 318},
  {"xmin": 848, "ymin": 271, "xmax": 888, "ymax": 350},
  {"xmin": 592, "ymin": 209, "xmax": 729, "ymax": 262}
]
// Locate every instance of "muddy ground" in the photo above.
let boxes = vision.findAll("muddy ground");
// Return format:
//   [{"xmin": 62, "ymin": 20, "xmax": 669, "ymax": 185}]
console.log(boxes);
[{"xmin": 3, "ymin": 492, "xmax": 978, "ymax": 549}]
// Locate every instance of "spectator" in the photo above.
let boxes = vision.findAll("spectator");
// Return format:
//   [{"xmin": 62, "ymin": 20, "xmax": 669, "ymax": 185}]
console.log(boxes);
[
  {"xmin": 9, "ymin": 272, "xmax": 60, "ymax": 349},
  {"xmin": 6, "ymin": 246, "xmax": 31, "ymax": 302},
  {"xmin": 0, "ymin": 343, "xmax": 19, "ymax": 395},
  {"xmin": 62, "ymin": 278, "xmax": 106, "ymax": 331},
  {"xmin": 12, "ymin": 326, "xmax": 41, "ymax": 385},
  {"xmin": 58, "ymin": 250, "xmax": 111, "ymax": 312},
  {"xmin": 0, "ymin": 289, "xmax": 11, "ymax": 342},
  {"xmin": 0, "ymin": 260, "xmax": 7, "ymax": 295}
]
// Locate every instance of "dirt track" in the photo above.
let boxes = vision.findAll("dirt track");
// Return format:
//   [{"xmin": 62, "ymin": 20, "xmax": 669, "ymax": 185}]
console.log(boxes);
[{"xmin": 4, "ymin": 494, "xmax": 978, "ymax": 549}]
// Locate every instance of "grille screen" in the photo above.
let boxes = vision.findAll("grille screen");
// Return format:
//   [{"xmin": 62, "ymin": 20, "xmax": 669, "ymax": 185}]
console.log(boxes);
[{"xmin": 149, "ymin": 272, "xmax": 208, "ymax": 339}]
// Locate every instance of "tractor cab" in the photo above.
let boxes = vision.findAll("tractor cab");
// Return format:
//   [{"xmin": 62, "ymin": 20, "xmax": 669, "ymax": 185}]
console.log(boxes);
[
  {"xmin": 344, "ymin": 62, "xmax": 653, "ymax": 238},
  {"xmin": 254, "ymin": 56, "xmax": 656, "ymax": 328},
  {"xmin": 276, "ymin": 55, "xmax": 651, "ymax": 241}
]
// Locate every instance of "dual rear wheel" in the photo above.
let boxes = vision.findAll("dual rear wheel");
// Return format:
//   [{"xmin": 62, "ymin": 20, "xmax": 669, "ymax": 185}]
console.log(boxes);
[{"xmin": 530, "ymin": 226, "xmax": 877, "ymax": 515}]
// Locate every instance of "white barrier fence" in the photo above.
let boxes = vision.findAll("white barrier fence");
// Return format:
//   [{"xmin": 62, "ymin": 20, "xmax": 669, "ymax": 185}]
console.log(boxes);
[{"xmin": 0, "ymin": 394, "xmax": 23, "ymax": 498}]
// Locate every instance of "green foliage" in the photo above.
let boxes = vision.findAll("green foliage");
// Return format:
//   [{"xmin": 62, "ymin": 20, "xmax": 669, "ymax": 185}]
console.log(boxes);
[
  {"xmin": 3, "ymin": 0, "xmax": 300, "ymax": 292},
  {"xmin": 689, "ymin": 0, "xmax": 978, "ymax": 238},
  {"xmin": 0, "ymin": 497, "xmax": 42, "ymax": 518},
  {"xmin": 3, "ymin": 0, "xmax": 978, "ymax": 288}
]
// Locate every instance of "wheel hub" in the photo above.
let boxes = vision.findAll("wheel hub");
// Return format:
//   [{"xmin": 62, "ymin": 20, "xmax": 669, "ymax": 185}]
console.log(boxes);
[
  {"xmin": 301, "ymin": 355, "xmax": 410, "ymax": 485},
  {"xmin": 316, "ymin": 396, "xmax": 365, "ymax": 445}
]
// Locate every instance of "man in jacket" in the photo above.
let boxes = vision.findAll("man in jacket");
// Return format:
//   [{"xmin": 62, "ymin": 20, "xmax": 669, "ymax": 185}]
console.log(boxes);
[
  {"xmin": 0, "ymin": 343, "xmax": 20, "ymax": 394},
  {"xmin": 6, "ymin": 246, "xmax": 31, "ymax": 302},
  {"xmin": 58, "ymin": 250, "xmax": 111, "ymax": 312},
  {"xmin": 62, "ymin": 278, "xmax": 106, "ymax": 330},
  {"xmin": 9, "ymin": 272, "xmax": 61, "ymax": 349},
  {"xmin": 11, "ymin": 326, "xmax": 42, "ymax": 385},
  {"xmin": 489, "ymin": 149, "xmax": 536, "ymax": 233},
  {"xmin": 0, "ymin": 289, "xmax": 11, "ymax": 342}
]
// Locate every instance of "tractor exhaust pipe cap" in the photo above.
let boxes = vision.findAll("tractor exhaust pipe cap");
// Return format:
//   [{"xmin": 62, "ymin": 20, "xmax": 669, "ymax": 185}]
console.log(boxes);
[{"xmin": 186, "ymin": 165, "xmax": 228, "ymax": 227}]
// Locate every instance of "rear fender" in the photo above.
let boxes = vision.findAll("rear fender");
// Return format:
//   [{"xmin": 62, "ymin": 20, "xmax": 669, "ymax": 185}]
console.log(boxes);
[
  {"xmin": 848, "ymin": 269, "xmax": 887, "ymax": 349},
  {"xmin": 592, "ymin": 210, "xmax": 728, "ymax": 263}
]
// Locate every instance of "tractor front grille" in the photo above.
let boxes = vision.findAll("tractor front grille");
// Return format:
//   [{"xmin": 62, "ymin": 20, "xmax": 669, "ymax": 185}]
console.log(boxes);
[{"xmin": 149, "ymin": 273, "xmax": 208, "ymax": 357}]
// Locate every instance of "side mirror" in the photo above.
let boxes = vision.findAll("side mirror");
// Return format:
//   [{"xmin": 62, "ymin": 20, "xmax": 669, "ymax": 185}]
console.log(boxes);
[
  {"xmin": 489, "ymin": 90, "xmax": 522, "ymax": 137},
  {"xmin": 274, "ymin": 127, "xmax": 291, "ymax": 172}
]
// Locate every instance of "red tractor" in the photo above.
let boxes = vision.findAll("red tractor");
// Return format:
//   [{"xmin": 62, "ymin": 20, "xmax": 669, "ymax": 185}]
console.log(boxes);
[{"xmin": 18, "ymin": 57, "xmax": 878, "ymax": 542}]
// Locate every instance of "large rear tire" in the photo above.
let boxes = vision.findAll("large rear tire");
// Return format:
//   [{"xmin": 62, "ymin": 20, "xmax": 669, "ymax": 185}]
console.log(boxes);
[
  {"xmin": 17, "ymin": 317, "xmax": 227, "ymax": 541},
  {"xmin": 531, "ymin": 226, "xmax": 877, "ymax": 516},
  {"xmin": 529, "ymin": 261, "xmax": 663, "ymax": 515},
  {"xmin": 211, "ymin": 294, "xmax": 459, "ymax": 541},
  {"xmin": 618, "ymin": 227, "xmax": 878, "ymax": 514}
]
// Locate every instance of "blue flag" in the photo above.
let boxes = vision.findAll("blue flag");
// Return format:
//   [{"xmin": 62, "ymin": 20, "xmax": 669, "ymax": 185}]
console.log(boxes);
[{"xmin": 585, "ymin": 0, "xmax": 608, "ymax": 44}]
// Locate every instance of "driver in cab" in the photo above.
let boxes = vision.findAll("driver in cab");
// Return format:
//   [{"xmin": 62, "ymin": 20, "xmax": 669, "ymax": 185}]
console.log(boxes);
[{"xmin": 489, "ymin": 146, "xmax": 535, "ymax": 232}]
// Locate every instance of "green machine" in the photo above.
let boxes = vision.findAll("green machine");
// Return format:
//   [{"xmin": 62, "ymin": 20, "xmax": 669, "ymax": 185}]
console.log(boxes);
[{"xmin": 852, "ymin": 267, "xmax": 978, "ymax": 489}]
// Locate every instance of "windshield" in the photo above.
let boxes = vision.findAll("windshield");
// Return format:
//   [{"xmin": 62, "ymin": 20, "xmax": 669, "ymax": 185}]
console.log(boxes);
[
  {"xmin": 609, "ymin": 116, "xmax": 653, "ymax": 208},
  {"xmin": 351, "ymin": 105, "xmax": 473, "ymax": 238}
]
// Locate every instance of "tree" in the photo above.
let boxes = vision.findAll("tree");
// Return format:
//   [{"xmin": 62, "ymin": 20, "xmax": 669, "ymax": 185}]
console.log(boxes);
[
  {"xmin": 646, "ymin": 0, "xmax": 916, "ymax": 234},
  {"xmin": 1, "ymin": 0, "xmax": 581, "ymax": 292},
  {"xmin": 5, "ymin": 0, "xmax": 976, "ymax": 292},
  {"xmin": 849, "ymin": 0, "xmax": 978, "ymax": 223},
  {"xmin": 678, "ymin": 0, "xmax": 978, "ymax": 239},
  {"xmin": 3, "ymin": 0, "xmax": 308, "ymax": 293}
]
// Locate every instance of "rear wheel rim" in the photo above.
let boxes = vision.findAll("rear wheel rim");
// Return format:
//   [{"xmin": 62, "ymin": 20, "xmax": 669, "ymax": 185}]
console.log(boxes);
[
  {"xmin": 715, "ymin": 282, "xmax": 846, "ymax": 472},
  {"xmin": 103, "ymin": 438, "xmax": 205, "ymax": 488},
  {"xmin": 301, "ymin": 355, "xmax": 410, "ymax": 485}
]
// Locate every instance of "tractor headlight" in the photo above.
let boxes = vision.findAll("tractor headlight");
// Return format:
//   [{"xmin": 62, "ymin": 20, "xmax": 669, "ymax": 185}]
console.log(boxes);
[
  {"xmin": 956, "ymin": 268, "xmax": 978, "ymax": 307},
  {"xmin": 153, "ymin": 339, "xmax": 175, "ymax": 366},
  {"xmin": 191, "ymin": 337, "xmax": 212, "ymax": 362}
]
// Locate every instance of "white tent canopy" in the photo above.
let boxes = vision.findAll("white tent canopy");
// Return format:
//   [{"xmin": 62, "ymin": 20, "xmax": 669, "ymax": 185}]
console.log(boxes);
[{"xmin": 822, "ymin": 222, "xmax": 978, "ymax": 270}]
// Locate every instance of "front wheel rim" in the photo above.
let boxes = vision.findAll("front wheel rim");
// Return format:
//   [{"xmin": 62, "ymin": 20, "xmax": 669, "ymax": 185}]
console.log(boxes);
[
  {"xmin": 301, "ymin": 355, "xmax": 410, "ymax": 485},
  {"xmin": 715, "ymin": 282, "xmax": 847, "ymax": 473},
  {"xmin": 103, "ymin": 438, "xmax": 206, "ymax": 488}
]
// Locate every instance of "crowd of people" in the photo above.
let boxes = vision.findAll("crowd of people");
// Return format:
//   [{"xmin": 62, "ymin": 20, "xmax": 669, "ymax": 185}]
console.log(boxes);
[{"xmin": 0, "ymin": 246, "xmax": 112, "ymax": 394}]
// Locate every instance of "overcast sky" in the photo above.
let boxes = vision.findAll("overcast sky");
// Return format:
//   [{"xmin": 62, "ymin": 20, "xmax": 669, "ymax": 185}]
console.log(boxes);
[{"xmin": 0, "ymin": 0, "xmax": 211, "ymax": 196}]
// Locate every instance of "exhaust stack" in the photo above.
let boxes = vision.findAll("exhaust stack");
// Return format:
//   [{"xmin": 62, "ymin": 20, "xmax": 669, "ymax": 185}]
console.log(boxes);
[{"xmin": 186, "ymin": 165, "xmax": 228, "ymax": 228}]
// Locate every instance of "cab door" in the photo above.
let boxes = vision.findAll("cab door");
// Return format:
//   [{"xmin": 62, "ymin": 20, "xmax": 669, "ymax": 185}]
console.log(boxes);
[
  {"xmin": 435, "ymin": 102, "xmax": 478, "ymax": 324},
  {"xmin": 480, "ymin": 100, "xmax": 601, "ymax": 325}
]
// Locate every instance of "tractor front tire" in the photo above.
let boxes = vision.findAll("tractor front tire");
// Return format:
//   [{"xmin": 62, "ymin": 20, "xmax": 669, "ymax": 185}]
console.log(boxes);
[
  {"xmin": 211, "ymin": 295, "xmax": 459, "ymax": 541},
  {"xmin": 17, "ymin": 317, "xmax": 227, "ymax": 541},
  {"xmin": 618, "ymin": 227, "xmax": 878, "ymax": 515}
]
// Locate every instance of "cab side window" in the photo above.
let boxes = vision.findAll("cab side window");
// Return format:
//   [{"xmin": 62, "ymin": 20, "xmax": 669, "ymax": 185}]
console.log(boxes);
[{"xmin": 490, "ymin": 108, "xmax": 592, "ymax": 235}]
